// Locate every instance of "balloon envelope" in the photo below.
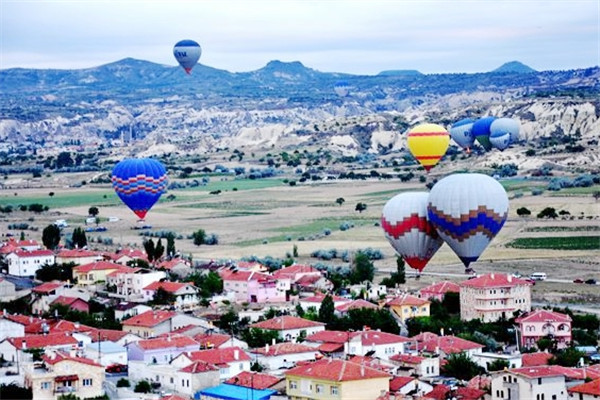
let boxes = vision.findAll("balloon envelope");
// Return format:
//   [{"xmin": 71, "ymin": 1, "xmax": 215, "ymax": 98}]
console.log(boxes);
[
  {"xmin": 491, "ymin": 117, "xmax": 520, "ymax": 145},
  {"xmin": 449, "ymin": 118, "xmax": 475, "ymax": 150},
  {"xmin": 427, "ymin": 173, "xmax": 509, "ymax": 268},
  {"xmin": 111, "ymin": 158, "xmax": 168, "ymax": 220},
  {"xmin": 173, "ymin": 39, "xmax": 201, "ymax": 74},
  {"xmin": 489, "ymin": 131, "xmax": 511, "ymax": 151},
  {"xmin": 407, "ymin": 123, "xmax": 450, "ymax": 171},
  {"xmin": 471, "ymin": 117, "xmax": 497, "ymax": 151},
  {"xmin": 382, "ymin": 192, "xmax": 444, "ymax": 272},
  {"xmin": 334, "ymin": 81, "xmax": 350, "ymax": 97}
]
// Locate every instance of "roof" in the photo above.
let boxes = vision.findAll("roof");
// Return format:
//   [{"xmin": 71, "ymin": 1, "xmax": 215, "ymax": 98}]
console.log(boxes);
[
  {"xmin": 184, "ymin": 346, "xmax": 252, "ymax": 365},
  {"xmin": 306, "ymin": 330, "xmax": 359, "ymax": 344},
  {"xmin": 286, "ymin": 358, "xmax": 390, "ymax": 382},
  {"xmin": 389, "ymin": 354, "xmax": 426, "ymax": 364},
  {"xmin": 419, "ymin": 281, "xmax": 460, "ymax": 296},
  {"xmin": 390, "ymin": 376, "xmax": 415, "ymax": 391},
  {"xmin": 521, "ymin": 352, "xmax": 553, "ymax": 367},
  {"xmin": 3, "ymin": 314, "xmax": 49, "ymax": 334},
  {"xmin": 9, "ymin": 249, "xmax": 54, "ymax": 258},
  {"xmin": 143, "ymin": 281, "xmax": 193, "ymax": 293},
  {"xmin": 42, "ymin": 351, "xmax": 103, "ymax": 368},
  {"xmin": 200, "ymin": 383, "xmax": 276, "ymax": 400},
  {"xmin": 272, "ymin": 264, "xmax": 320, "ymax": 279},
  {"xmin": 74, "ymin": 261, "xmax": 127, "ymax": 273},
  {"xmin": 455, "ymin": 387, "xmax": 487, "ymax": 400},
  {"xmin": 568, "ymin": 378, "xmax": 600, "ymax": 396},
  {"xmin": 56, "ymin": 249, "xmax": 101, "ymax": 258},
  {"xmin": 179, "ymin": 360, "xmax": 219, "ymax": 374},
  {"xmin": 386, "ymin": 294, "xmax": 430, "ymax": 307},
  {"xmin": 508, "ymin": 366, "xmax": 565, "ymax": 379},
  {"xmin": 121, "ymin": 310, "xmax": 176, "ymax": 328},
  {"xmin": 335, "ymin": 299, "xmax": 379, "ymax": 313},
  {"xmin": 419, "ymin": 335, "xmax": 484, "ymax": 354},
  {"xmin": 8, "ymin": 333, "xmax": 79, "ymax": 349},
  {"xmin": 460, "ymin": 273, "xmax": 532, "ymax": 288},
  {"xmin": 317, "ymin": 343, "xmax": 344, "ymax": 353},
  {"xmin": 425, "ymin": 384, "xmax": 450, "ymax": 400},
  {"xmin": 194, "ymin": 333, "xmax": 233, "ymax": 349},
  {"xmin": 225, "ymin": 371, "xmax": 283, "ymax": 389},
  {"xmin": 219, "ymin": 268, "xmax": 274, "ymax": 282},
  {"xmin": 50, "ymin": 296, "xmax": 88, "ymax": 307},
  {"xmin": 251, "ymin": 342, "xmax": 317, "ymax": 357},
  {"xmin": 301, "ymin": 293, "xmax": 349, "ymax": 303},
  {"xmin": 347, "ymin": 355, "xmax": 395, "ymax": 373},
  {"xmin": 515, "ymin": 309, "xmax": 572, "ymax": 324},
  {"xmin": 159, "ymin": 395, "xmax": 189, "ymax": 400},
  {"xmin": 136, "ymin": 335, "xmax": 198, "ymax": 350},
  {"xmin": 411, "ymin": 332, "xmax": 439, "ymax": 342},
  {"xmin": 157, "ymin": 258, "xmax": 190, "ymax": 270},
  {"xmin": 359, "ymin": 330, "xmax": 410, "ymax": 346},
  {"xmin": 250, "ymin": 315, "xmax": 325, "ymax": 331},
  {"xmin": 32, "ymin": 281, "xmax": 65, "ymax": 294}
]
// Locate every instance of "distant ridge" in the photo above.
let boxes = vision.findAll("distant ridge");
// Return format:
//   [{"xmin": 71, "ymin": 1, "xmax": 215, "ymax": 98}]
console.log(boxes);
[
  {"xmin": 493, "ymin": 61, "xmax": 537, "ymax": 73},
  {"xmin": 378, "ymin": 70, "xmax": 423, "ymax": 76}
]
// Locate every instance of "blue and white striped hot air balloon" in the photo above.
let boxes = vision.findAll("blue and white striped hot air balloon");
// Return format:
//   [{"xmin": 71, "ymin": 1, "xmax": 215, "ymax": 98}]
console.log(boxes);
[
  {"xmin": 449, "ymin": 118, "xmax": 475, "ymax": 152},
  {"xmin": 173, "ymin": 39, "xmax": 201, "ymax": 74},
  {"xmin": 111, "ymin": 158, "xmax": 168, "ymax": 220},
  {"xmin": 490, "ymin": 117, "xmax": 520, "ymax": 151},
  {"xmin": 427, "ymin": 173, "xmax": 508, "ymax": 272}
]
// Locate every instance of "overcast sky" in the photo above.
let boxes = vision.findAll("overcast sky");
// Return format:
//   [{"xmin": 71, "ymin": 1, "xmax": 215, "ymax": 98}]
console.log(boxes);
[{"xmin": 1, "ymin": 0, "xmax": 598, "ymax": 75}]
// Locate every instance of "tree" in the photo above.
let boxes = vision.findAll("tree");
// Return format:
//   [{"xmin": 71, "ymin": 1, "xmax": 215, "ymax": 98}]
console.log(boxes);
[
  {"xmin": 318, "ymin": 294, "xmax": 335, "ymax": 324},
  {"xmin": 154, "ymin": 238, "xmax": 165, "ymax": 261},
  {"xmin": 516, "ymin": 207, "xmax": 531, "ymax": 217},
  {"xmin": 71, "ymin": 227, "xmax": 87, "ymax": 249},
  {"xmin": 550, "ymin": 347, "xmax": 586, "ymax": 367},
  {"xmin": 240, "ymin": 328, "xmax": 281, "ymax": 348},
  {"xmin": 134, "ymin": 380, "xmax": 152, "ymax": 393},
  {"xmin": 487, "ymin": 359, "xmax": 510, "ymax": 372},
  {"xmin": 382, "ymin": 256, "xmax": 407, "ymax": 287},
  {"xmin": 350, "ymin": 252, "xmax": 375, "ymax": 284},
  {"xmin": 0, "ymin": 383, "xmax": 32, "ymax": 399},
  {"xmin": 192, "ymin": 229, "xmax": 206, "ymax": 246},
  {"xmin": 151, "ymin": 287, "xmax": 176, "ymax": 306},
  {"xmin": 335, "ymin": 197, "xmax": 345, "ymax": 206},
  {"xmin": 36, "ymin": 262, "xmax": 75, "ymax": 282},
  {"xmin": 88, "ymin": 206, "xmax": 99, "ymax": 217},
  {"xmin": 143, "ymin": 239, "xmax": 156, "ymax": 263},
  {"xmin": 116, "ymin": 378, "xmax": 130, "ymax": 388},
  {"xmin": 355, "ymin": 202, "xmax": 367, "ymax": 213},
  {"xmin": 42, "ymin": 224, "xmax": 61, "ymax": 250},
  {"xmin": 442, "ymin": 352, "xmax": 484, "ymax": 381},
  {"xmin": 537, "ymin": 207, "xmax": 558, "ymax": 219},
  {"xmin": 56, "ymin": 151, "xmax": 74, "ymax": 169},
  {"xmin": 166, "ymin": 232, "xmax": 176, "ymax": 257}
]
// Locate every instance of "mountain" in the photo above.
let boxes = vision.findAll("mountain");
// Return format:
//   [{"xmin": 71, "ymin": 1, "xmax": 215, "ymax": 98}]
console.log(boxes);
[{"xmin": 493, "ymin": 61, "xmax": 537, "ymax": 73}]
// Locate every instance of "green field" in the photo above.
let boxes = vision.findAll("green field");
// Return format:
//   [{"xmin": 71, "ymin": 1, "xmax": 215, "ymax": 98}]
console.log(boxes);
[
  {"xmin": 499, "ymin": 179, "xmax": 547, "ymax": 192},
  {"xmin": 176, "ymin": 178, "xmax": 287, "ymax": 192},
  {"xmin": 507, "ymin": 236, "xmax": 600, "ymax": 250},
  {"xmin": 547, "ymin": 185, "xmax": 600, "ymax": 196},
  {"xmin": 0, "ymin": 189, "xmax": 119, "ymax": 208},
  {"xmin": 525, "ymin": 226, "xmax": 600, "ymax": 232}
]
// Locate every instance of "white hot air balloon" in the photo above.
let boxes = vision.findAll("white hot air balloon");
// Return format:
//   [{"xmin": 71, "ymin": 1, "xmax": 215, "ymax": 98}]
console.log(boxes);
[{"xmin": 173, "ymin": 39, "xmax": 202, "ymax": 74}]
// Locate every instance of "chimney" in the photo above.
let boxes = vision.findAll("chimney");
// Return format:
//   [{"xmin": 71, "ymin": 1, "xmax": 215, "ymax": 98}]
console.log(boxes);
[
  {"xmin": 22, "ymin": 341, "xmax": 27, "ymax": 350},
  {"xmin": 491, "ymin": 273, "xmax": 495, "ymax": 279},
  {"xmin": 361, "ymin": 363, "xmax": 365, "ymax": 377},
  {"xmin": 440, "ymin": 328, "xmax": 445, "ymax": 336},
  {"xmin": 265, "ymin": 344, "xmax": 269, "ymax": 354},
  {"xmin": 272, "ymin": 338, "xmax": 276, "ymax": 346},
  {"xmin": 508, "ymin": 275, "xmax": 513, "ymax": 283},
  {"xmin": 234, "ymin": 349, "xmax": 239, "ymax": 360}
]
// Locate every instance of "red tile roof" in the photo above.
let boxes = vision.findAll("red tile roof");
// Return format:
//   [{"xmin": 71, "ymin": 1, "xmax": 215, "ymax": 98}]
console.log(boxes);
[
  {"xmin": 219, "ymin": 268, "xmax": 274, "ymax": 282},
  {"xmin": 136, "ymin": 335, "xmax": 199, "ymax": 350},
  {"xmin": 225, "ymin": 371, "xmax": 283, "ymax": 389},
  {"xmin": 250, "ymin": 316, "xmax": 325, "ymax": 331},
  {"xmin": 8, "ymin": 333, "xmax": 79, "ymax": 349},
  {"xmin": 317, "ymin": 343, "xmax": 344, "ymax": 353},
  {"xmin": 94, "ymin": 329, "xmax": 131, "ymax": 343},
  {"xmin": 515, "ymin": 309, "xmax": 572, "ymax": 324},
  {"xmin": 158, "ymin": 258, "xmax": 190, "ymax": 270},
  {"xmin": 178, "ymin": 360, "xmax": 219, "ymax": 374},
  {"xmin": 460, "ymin": 273, "xmax": 532, "ymax": 288},
  {"xmin": 419, "ymin": 335, "xmax": 484, "ymax": 354},
  {"xmin": 467, "ymin": 375, "xmax": 492, "ymax": 390},
  {"xmin": 32, "ymin": 281, "xmax": 65, "ymax": 294},
  {"xmin": 521, "ymin": 352, "xmax": 553, "ymax": 367},
  {"xmin": 301, "ymin": 293, "xmax": 349, "ymax": 303},
  {"xmin": 42, "ymin": 351, "xmax": 103, "ymax": 368},
  {"xmin": 386, "ymin": 294, "xmax": 429, "ymax": 307},
  {"xmin": 286, "ymin": 358, "xmax": 390, "ymax": 382},
  {"xmin": 272, "ymin": 264, "xmax": 320, "ymax": 279},
  {"xmin": 184, "ymin": 346, "xmax": 251, "ymax": 365},
  {"xmin": 193, "ymin": 333, "xmax": 233, "ymax": 349},
  {"xmin": 509, "ymin": 366, "xmax": 565, "ymax": 379},
  {"xmin": 295, "ymin": 274, "xmax": 323, "ymax": 287},
  {"xmin": 550, "ymin": 366, "xmax": 600, "ymax": 380},
  {"xmin": 10, "ymin": 249, "xmax": 54, "ymax": 258},
  {"xmin": 455, "ymin": 387, "xmax": 487, "ymax": 400},
  {"xmin": 389, "ymin": 376, "xmax": 414, "ymax": 391},
  {"xmin": 121, "ymin": 310, "xmax": 176, "ymax": 328},
  {"xmin": 306, "ymin": 330, "xmax": 359, "ymax": 344},
  {"xmin": 106, "ymin": 266, "xmax": 140, "ymax": 277},
  {"xmin": 74, "ymin": 261, "xmax": 127, "ymax": 273},
  {"xmin": 143, "ymin": 281, "xmax": 191, "ymax": 293},
  {"xmin": 425, "ymin": 384, "xmax": 450, "ymax": 400},
  {"xmin": 359, "ymin": 331, "xmax": 410, "ymax": 346},
  {"xmin": 419, "ymin": 281, "xmax": 460, "ymax": 296},
  {"xmin": 389, "ymin": 354, "xmax": 426, "ymax": 364},
  {"xmin": 251, "ymin": 342, "xmax": 317, "ymax": 357},
  {"xmin": 411, "ymin": 332, "xmax": 439, "ymax": 342},
  {"xmin": 335, "ymin": 299, "xmax": 379, "ymax": 313},
  {"xmin": 568, "ymin": 378, "xmax": 600, "ymax": 396},
  {"xmin": 159, "ymin": 395, "xmax": 190, "ymax": 400},
  {"xmin": 56, "ymin": 249, "xmax": 101, "ymax": 258},
  {"xmin": 347, "ymin": 355, "xmax": 395, "ymax": 373}
]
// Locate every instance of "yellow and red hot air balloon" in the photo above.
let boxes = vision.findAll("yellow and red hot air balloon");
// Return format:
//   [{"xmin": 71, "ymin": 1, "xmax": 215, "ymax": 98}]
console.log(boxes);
[{"xmin": 407, "ymin": 123, "xmax": 450, "ymax": 172}]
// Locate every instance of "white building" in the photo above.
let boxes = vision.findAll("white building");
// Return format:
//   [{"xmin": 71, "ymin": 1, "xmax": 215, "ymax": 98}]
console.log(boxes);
[
  {"xmin": 85, "ymin": 341, "xmax": 127, "ymax": 367},
  {"xmin": 107, "ymin": 268, "xmax": 166, "ymax": 301},
  {"xmin": 249, "ymin": 316, "xmax": 326, "ymax": 342},
  {"xmin": 6, "ymin": 250, "xmax": 55, "ymax": 277},
  {"xmin": 491, "ymin": 366, "xmax": 568, "ymax": 400},
  {"xmin": 472, "ymin": 352, "xmax": 523, "ymax": 371},
  {"xmin": 249, "ymin": 342, "xmax": 318, "ymax": 371}
]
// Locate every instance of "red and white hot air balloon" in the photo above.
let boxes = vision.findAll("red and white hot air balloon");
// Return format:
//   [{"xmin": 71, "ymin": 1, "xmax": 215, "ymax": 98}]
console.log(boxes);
[{"xmin": 381, "ymin": 191, "xmax": 444, "ymax": 274}]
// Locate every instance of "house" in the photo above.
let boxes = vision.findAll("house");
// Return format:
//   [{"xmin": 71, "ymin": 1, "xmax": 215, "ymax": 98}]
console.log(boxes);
[
  {"xmin": 250, "ymin": 316, "xmax": 326, "ymax": 342},
  {"xmin": 225, "ymin": 371, "xmax": 284, "ymax": 390},
  {"xmin": 193, "ymin": 333, "xmax": 248, "ymax": 350},
  {"xmin": 50, "ymin": 296, "xmax": 89, "ymax": 313},
  {"xmin": 304, "ymin": 330, "xmax": 361, "ymax": 357},
  {"xmin": 418, "ymin": 281, "xmax": 460, "ymax": 301},
  {"xmin": 389, "ymin": 376, "xmax": 433, "ymax": 397},
  {"xmin": 568, "ymin": 378, "xmax": 600, "ymax": 400},
  {"xmin": 414, "ymin": 333, "xmax": 484, "ymax": 359},
  {"xmin": 127, "ymin": 334, "xmax": 200, "ymax": 364},
  {"xmin": 103, "ymin": 248, "xmax": 148, "ymax": 265},
  {"xmin": 0, "ymin": 333, "xmax": 79, "ymax": 366},
  {"xmin": 335, "ymin": 299, "xmax": 379, "ymax": 317},
  {"xmin": 157, "ymin": 257, "xmax": 192, "ymax": 277},
  {"xmin": 285, "ymin": 358, "xmax": 391, "ymax": 400},
  {"xmin": 219, "ymin": 268, "xmax": 286, "ymax": 304},
  {"xmin": 295, "ymin": 274, "xmax": 334, "ymax": 292},
  {"xmin": 516, "ymin": 309, "xmax": 572, "ymax": 350},
  {"xmin": 472, "ymin": 351, "xmax": 523, "ymax": 371},
  {"xmin": 142, "ymin": 281, "xmax": 199, "ymax": 309},
  {"xmin": 491, "ymin": 366, "xmax": 567, "ymax": 400},
  {"xmin": 31, "ymin": 282, "xmax": 90, "ymax": 315},
  {"xmin": 249, "ymin": 342, "xmax": 319, "ymax": 370},
  {"xmin": 85, "ymin": 341, "xmax": 127, "ymax": 367},
  {"xmin": 346, "ymin": 355, "xmax": 398, "ymax": 375},
  {"xmin": 171, "ymin": 346, "xmax": 252, "ymax": 380},
  {"xmin": 357, "ymin": 330, "xmax": 410, "ymax": 360},
  {"xmin": 55, "ymin": 248, "xmax": 102, "ymax": 266},
  {"xmin": 348, "ymin": 283, "xmax": 388, "ymax": 301},
  {"xmin": 0, "ymin": 313, "xmax": 25, "ymax": 341},
  {"xmin": 0, "ymin": 278, "xmax": 18, "ymax": 301},
  {"xmin": 26, "ymin": 351, "xmax": 105, "ymax": 400},
  {"xmin": 522, "ymin": 351, "xmax": 553, "ymax": 367},
  {"xmin": 113, "ymin": 302, "xmax": 152, "ymax": 321},
  {"xmin": 424, "ymin": 385, "xmax": 487, "ymax": 400},
  {"xmin": 6, "ymin": 249, "xmax": 55, "ymax": 277},
  {"xmin": 199, "ymin": 383, "xmax": 276, "ymax": 400},
  {"xmin": 389, "ymin": 353, "xmax": 440, "ymax": 377},
  {"xmin": 272, "ymin": 264, "xmax": 324, "ymax": 293},
  {"xmin": 299, "ymin": 293, "xmax": 352, "ymax": 312},
  {"xmin": 460, "ymin": 273, "xmax": 532, "ymax": 322},
  {"xmin": 121, "ymin": 310, "xmax": 177, "ymax": 338},
  {"xmin": 72, "ymin": 261, "xmax": 132, "ymax": 288},
  {"xmin": 106, "ymin": 267, "xmax": 165, "ymax": 301},
  {"xmin": 385, "ymin": 294, "xmax": 430, "ymax": 324}
]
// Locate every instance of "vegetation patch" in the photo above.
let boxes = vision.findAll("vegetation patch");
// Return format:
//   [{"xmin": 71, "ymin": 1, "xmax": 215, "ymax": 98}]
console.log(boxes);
[
  {"xmin": 507, "ymin": 236, "xmax": 600, "ymax": 250},
  {"xmin": 525, "ymin": 226, "xmax": 600, "ymax": 232}
]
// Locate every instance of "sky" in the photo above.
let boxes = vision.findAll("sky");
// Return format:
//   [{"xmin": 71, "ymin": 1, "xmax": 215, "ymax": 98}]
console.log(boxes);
[{"xmin": 1, "ymin": 0, "xmax": 599, "ymax": 75}]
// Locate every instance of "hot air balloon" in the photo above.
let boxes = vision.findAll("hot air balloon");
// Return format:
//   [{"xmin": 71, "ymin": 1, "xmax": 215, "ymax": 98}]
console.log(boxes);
[
  {"xmin": 471, "ymin": 117, "xmax": 497, "ymax": 151},
  {"xmin": 449, "ymin": 118, "xmax": 475, "ymax": 152},
  {"xmin": 427, "ymin": 173, "xmax": 508, "ymax": 272},
  {"xmin": 382, "ymin": 192, "xmax": 444, "ymax": 274},
  {"xmin": 407, "ymin": 123, "xmax": 450, "ymax": 172},
  {"xmin": 173, "ymin": 39, "xmax": 201, "ymax": 74},
  {"xmin": 111, "ymin": 158, "xmax": 168, "ymax": 220},
  {"xmin": 490, "ymin": 117, "xmax": 520, "ymax": 150},
  {"xmin": 334, "ymin": 80, "xmax": 350, "ymax": 97}
]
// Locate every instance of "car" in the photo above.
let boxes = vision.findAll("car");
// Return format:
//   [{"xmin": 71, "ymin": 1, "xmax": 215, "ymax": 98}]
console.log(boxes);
[
  {"xmin": 105, "ymin": 363, "xmax": 127, "ymax": 373},
  {"xmin": 585, "ymin": 279, "xmax": 597, "ymax": 285},
  {"xmin": 525, "ymin": 278, "xmax": 536, "ymax": 285},
  {"xmin": 573, "ymin": 278, "xmax": 584, "ymax": 284}
]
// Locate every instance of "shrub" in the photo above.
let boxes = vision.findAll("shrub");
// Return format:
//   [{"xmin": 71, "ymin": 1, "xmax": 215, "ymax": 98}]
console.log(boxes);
[{"xmin": 116, "ymin": 378, "xmax": 130, "ymax": 388}]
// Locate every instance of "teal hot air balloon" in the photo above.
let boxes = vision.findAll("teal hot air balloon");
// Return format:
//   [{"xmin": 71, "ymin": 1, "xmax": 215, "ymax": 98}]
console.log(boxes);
[
  {"xmin": 173, "ymin": 39, "xmax": 201, "ymax": 74},
  {"xmin": 449, "ymin": 118, "xmax": 475, "ymax": 152},
  {"xmin": 427, "ymin": 173, "xmax": 509, "ymax": 273},
  {"xmin": 472, "ymin": 117, "xmax": 497, "ymax": 151},
  {"xmin": 490, "ymin": 117, "xmax": 521, "ymax": 150},
  {"xmin": 111, "ymin": 158, "xmax": 168, "ymax": 220}
]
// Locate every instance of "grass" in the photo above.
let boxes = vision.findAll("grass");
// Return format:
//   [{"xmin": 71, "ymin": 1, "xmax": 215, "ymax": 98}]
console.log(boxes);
[
  {"xmin": 547, "ymin": 185, "xmax": 600, "ymax": 196},
  {"xmin": 0, "ymin": 189, "xmax": 119, "ymax": 208},
  {"xmin": 507, "ymin": 236, "xmax": 600, "ymax": 250},
  {"xmin": 176, "ymin": 178, "xmax": 287, "ymax": 192},
  {"xmin": 525, "ymin": 226, "xmax": 600, "ymax": 232},
  {"xmin": 499, "ymin": 179, "xmax": 547, "ymax": 192}
]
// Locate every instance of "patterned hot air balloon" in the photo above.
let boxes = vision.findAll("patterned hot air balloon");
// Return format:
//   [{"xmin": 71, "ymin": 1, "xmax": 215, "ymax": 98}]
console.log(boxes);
[
  {"xmin": 427, "ymin": 173, "xmax": 509, "ymax": 272},
  {"xmin": 381, "ymin": 192, "xmax": 444, "ymax": 274},
  {"xmin": 449, "ymin": 118, "xmax": 475, "ymax": 152},
  {"xmin": 490, "ymin": 117, "xmax": 520, "ymax": 151},
  {"xmin": 334, "ymin": 80, "xmax": 350, "ymax": 97},
  {"xmin": 173, "ymin": 39, "xmax": 201, "ymax": 74},
  {"xmin": 471, "ymin": 117, "xmax": 497, "ymax": 151},
  {"xmin": 407, "ymin": 123, "xmax": 450, "ymax": 172},
  {"xmin": 111, "ymin": 158, "xmax": 168, "ymax": 220}
]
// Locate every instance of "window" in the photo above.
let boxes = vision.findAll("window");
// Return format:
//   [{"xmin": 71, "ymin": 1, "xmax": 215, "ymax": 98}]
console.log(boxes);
[
  {"xmin": 290, "ymin": 381, "xmax": 297, "ymax": 390},
  {"xmin": 83, "ymin": 378, "xmax": 92, "ymax": 386},
  {"xmin": 331, "ymin": 386, "xmax": 339, "ymax": 395},
  {"xmin": 538, "ymin": 378, "xmax": 542, "ymax": 385},
  {"xmin": 316, "ymin": 384, "xmax": 323, "ymax": 393},
  {"xmin": 41, "ymin": 382, "xmax": 51, "ymax": 390}
]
